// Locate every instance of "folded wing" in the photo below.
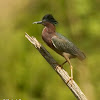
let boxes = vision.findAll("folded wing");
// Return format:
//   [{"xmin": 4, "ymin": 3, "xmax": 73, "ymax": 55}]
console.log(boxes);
[{"xmin": 51, "ymin": 33, "xmax": 86, "ymax": 60}]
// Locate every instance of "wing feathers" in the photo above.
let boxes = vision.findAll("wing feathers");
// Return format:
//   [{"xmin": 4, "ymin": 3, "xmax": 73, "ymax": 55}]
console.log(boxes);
[{"xmin": 51, "ymin": 33, "xmax": 86, "ymax": 60}]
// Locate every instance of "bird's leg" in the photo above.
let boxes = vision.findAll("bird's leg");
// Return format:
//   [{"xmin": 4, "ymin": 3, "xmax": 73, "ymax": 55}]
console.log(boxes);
[
  {"xmin": 60, "ymin": 61, "xmax": 67, "ymax": 68},
  {"xmin": 70, "ymin": 64, "xmax": 73, "ymax": 80},
  {"xmin": 68, "ymin": 59, "xmax": 73, "ymax": 79},
  {"xmin": 65, "ymin": 58, "xmax": 73, "ymax": 84}
]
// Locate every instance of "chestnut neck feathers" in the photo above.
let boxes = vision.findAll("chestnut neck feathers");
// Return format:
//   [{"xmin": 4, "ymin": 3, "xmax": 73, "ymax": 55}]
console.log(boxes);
[{"xmin": 43, "ymin": 22, "xmax": 56, "ymax": 33}]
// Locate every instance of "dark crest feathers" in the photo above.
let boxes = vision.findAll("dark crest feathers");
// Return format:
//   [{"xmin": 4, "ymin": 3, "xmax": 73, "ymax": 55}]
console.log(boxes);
[{"xmin": 42, "ymin": 14, "xmax": 58, "ymax": 25}]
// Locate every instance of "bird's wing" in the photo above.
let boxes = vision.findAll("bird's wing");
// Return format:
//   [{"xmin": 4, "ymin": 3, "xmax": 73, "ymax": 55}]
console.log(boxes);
[{"xmin": 51, "ymin": 33, "xmax": 86, "ymax": 60}]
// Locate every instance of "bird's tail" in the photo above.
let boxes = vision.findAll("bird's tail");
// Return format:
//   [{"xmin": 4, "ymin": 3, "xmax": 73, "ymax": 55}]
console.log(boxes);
[{"xmin": 77, "ymin": 51, "xmax": 86, "ymax": 61}]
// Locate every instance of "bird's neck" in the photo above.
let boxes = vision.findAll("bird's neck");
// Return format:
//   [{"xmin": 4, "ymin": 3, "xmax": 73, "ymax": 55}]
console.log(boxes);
[{"xmin": 43, "ymin": 23, "xmax": 56, "ymax": 33}]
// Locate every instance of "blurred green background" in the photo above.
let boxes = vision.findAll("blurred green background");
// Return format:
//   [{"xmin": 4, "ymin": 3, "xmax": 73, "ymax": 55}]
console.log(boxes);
[{"xmin": 0, "ymin": 0, "xmax": 100, "ymax": 100}]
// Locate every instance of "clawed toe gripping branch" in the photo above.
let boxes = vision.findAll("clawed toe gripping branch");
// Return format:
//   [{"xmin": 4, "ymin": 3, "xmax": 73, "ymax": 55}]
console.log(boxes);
[{"xmin": 25, "ymin": 32, "xmax": 88, "ymax": 100}]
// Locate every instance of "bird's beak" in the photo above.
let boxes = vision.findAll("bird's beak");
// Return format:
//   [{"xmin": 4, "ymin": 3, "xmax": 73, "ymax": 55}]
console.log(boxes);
[{"xmin": 32, "ymin": 21, "xmax": 42, "ymax": 24}]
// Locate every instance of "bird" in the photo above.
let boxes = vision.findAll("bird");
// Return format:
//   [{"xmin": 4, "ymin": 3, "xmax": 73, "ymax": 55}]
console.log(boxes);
[{"xmin": 33, "ymin": 14, "xmax": 86, "ymax": 82}]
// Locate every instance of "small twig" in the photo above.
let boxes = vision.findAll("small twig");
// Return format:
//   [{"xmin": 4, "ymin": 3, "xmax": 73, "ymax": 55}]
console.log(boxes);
[{"xmin": 25, "ymin": 32, "xmax": 88, "ymax": 100}]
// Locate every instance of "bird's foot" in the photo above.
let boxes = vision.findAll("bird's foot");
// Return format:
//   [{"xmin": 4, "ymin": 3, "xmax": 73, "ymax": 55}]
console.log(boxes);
[
  {"xmin": 59, "ymin": 64, "xmax": 63, "ymax": 68},
  {"xmin": 60, "ymin": 61, "xmax": 67, "ymax": 68},
  {"xmin": 66, "ymin": 77, "xmax": 73, "ymax": 86},
  {"xmin": 52, "ymin": 62, "xmax": 62, "ymax": 70}
]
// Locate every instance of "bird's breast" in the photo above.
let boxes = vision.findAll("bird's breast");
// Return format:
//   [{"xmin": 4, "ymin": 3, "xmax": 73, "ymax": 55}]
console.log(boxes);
[
  {"xmin": 42, "ymin": 27, "xmax": 63, "ymax": 55},
  {"xmin": 42, "ymin": 31, "xmax": 53, "ymax": 47}
]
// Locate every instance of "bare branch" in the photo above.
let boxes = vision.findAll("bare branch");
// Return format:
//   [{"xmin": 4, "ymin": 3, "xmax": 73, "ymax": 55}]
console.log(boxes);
[{"xmin": 25, "ymin": 32, "xmax": 88, "ymax": 100}]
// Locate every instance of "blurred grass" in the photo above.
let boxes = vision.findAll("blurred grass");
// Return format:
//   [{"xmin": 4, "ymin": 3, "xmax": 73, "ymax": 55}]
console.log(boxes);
[{"xmin": 0, "ymin": 0, "xmax": 100, "ymax": 100}]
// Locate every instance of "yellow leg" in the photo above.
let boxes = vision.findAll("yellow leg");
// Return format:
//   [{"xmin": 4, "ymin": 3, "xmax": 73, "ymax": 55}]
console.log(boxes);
[
  {"xmin": 66, "ymin": 64, "xmax": 73, "ymax": 85},
  {"xmin": 67, "ymin": 58, "xmax": 73, "ymax": 79},
  {"xmin": 65, "ymin": 57, "xmax": 73, "ymax": 84},
  {"xmin": 70, "ymin": 65, "xmax": 73, "ymax": 79}
]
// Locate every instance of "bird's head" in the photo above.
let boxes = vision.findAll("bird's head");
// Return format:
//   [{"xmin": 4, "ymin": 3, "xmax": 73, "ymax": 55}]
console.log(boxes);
[{"xmin": 33, "ymin": 14, "xmax": 58, "ymax": 26}]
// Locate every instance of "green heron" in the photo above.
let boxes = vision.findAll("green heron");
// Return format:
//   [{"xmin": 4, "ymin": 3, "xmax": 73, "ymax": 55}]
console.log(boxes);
[{"xmin": 33, "ymin": 14, "xmax": 86, "ymax": 81}]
